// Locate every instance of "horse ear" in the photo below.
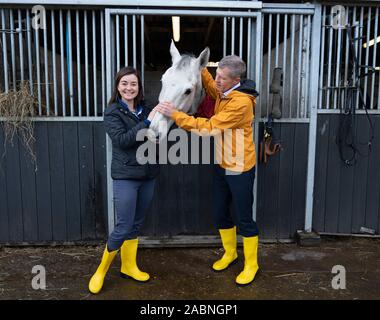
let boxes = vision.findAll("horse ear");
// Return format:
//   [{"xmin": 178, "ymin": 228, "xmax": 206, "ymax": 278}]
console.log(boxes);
[
  {"xmin": 197, "ymin": 47, "xmax": 210, "ymax": 70},
  {"xmin": 170, "ymin": 40, "xmax": 181, "ymax": 65}
]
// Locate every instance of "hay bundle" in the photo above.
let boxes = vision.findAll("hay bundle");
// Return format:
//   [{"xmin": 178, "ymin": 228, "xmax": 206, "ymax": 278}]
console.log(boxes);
[{"xmin": 0, "ymin": 82, "xmax": 37, "ymax": 164}]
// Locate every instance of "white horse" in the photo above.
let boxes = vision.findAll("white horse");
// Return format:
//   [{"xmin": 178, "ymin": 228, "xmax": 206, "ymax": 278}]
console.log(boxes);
[{"xmin": 149, "ymin": 41, "xmax": 210, "ymax": 140}]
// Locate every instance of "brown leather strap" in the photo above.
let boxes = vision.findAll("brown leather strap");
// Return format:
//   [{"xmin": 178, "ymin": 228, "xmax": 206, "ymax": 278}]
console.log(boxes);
[{"xmin": 260, "ymin": 137, "xmax": 282, "ymax": 164}]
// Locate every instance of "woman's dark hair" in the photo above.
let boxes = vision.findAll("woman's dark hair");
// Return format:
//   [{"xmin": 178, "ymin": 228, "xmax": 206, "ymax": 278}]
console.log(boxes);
[{"xmin": 108, "ymin": 66, "xmax": 143, "ymax": 106}]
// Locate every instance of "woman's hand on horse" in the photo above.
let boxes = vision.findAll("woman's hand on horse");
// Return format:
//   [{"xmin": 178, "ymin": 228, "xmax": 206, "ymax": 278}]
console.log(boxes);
[
  {"xmin": 147, "ymin": 106, "xmax": 159, "ymax": 121},
  {"xmin": 156, "ymin": 102, "xmax": 176, "ymax": 118}
]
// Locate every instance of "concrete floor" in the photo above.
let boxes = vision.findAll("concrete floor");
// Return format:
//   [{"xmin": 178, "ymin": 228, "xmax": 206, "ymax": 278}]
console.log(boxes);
[{"xmin": 0, "ymin": 236, "xmax": 379, "ymax": 300}]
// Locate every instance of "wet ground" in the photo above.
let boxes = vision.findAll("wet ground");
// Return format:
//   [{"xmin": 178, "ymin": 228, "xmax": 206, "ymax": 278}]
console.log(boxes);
[{"xmin": 0, "ymin": 236, "xmax": 379, "ymax": 300}]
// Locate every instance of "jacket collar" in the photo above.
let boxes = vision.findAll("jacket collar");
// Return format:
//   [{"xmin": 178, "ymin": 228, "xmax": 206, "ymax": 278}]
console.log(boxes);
[
  {"xmin": 222, "ymin": 82, "xmax": 241, "ymax": 98},
  {"xmin": 117, "ymin": 98, "xmax": 142, "ymax": 117}
]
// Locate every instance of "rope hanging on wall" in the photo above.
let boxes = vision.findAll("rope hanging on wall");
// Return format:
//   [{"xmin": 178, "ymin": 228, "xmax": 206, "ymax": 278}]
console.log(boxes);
[{"xmin": 336, "ymin": 24, "xmax": 375, "ymax": 166}]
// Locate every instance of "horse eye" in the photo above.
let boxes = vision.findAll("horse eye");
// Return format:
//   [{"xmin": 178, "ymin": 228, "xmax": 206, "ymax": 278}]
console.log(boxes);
[{"xmin": 185, "ymin": 89, "xmax": 192, "ymax": 95}]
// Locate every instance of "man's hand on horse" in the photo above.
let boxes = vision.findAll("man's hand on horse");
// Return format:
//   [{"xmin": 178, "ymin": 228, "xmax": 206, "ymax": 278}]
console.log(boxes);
[{"xmin": 156, "ymin": 102, "xmax": 176, "ymax": 118}]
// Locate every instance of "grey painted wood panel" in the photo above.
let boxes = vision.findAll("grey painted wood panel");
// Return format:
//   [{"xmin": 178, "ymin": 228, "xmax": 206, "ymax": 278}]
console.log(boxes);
[
  {"xmin": 351, "ymin": 116, "xmax": 371, "ymax": 233},
  {"xmin": 5, "ymin": 135, "xmax": 23, "ymax": 242},
  {"xmin": 364, "ymin": 117, "xmax": 380, "ymax": 232},
  {"xmin": 78, "ymin": 123, "xmax": 96, "ymax": 240},
  {"xmin": 48, "ymin": 122, "xmax": 67, "ymax": 241},
  {"xmin": 324, "ymin": 115, "xmax": 341, "ymax": 233},
  {"xmin": 63, "ymin": 123, "xmax": 82, "ymax": 240},
  {"xmin": 0, "ymin": 122, "xmax": 108, "ymax": 243},
  {"xmin": 262, "ymin": 132, "xmax": 281, "ymax": 239},
  {"xmin": 291, "ymin": 124, "xmax": 308, "ymax": 233},
  {"xmin": 0, "ymin": 128, "xmax": 9, "ymax": 242},
  {"xmin": 313, "ymin": 115, "xmax": 330, "ymax": 232},
  {"xmin": 19, "ymin": 136, "xmax": 38, "ymax": 242},
  {"xmin": 257, "ymin": 122, "xmax": 308, "ymax": 239},
  {"xmin": 35, "ymin": 122, "xmax": 53, "ymax": 241},
  {"xmin": 277, "ymin": 124, "xmax": 295, "ymax": 238},
  {"xmin": 142, "ymin": 134, "xmax": 215, "ymax": 237},
  {"xmin": 93, "ymin": 122, "xmax": 108, "ymax": 238},
  {"xmin": 313, "ymin": 114, "xmax": 380, "ymax": 235},
  {"xmin": 4, "ymin": 116, "xmax": 379, "ymax": 243},
  {"xmin": 197, "ymin": 164, "xmax": 215, "ymax": 235}
]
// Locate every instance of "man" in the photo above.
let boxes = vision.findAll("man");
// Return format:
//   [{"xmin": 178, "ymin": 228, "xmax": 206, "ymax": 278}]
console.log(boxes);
[{"xmin": 156, "ymin": 55, "xmax": 259, "ymax": 286}]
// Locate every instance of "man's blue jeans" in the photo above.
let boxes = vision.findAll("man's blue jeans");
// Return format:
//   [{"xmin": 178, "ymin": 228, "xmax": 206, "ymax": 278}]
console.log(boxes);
[{"xmin": 212, "ymin": 165, "xmax": 259, "ymax": 237}]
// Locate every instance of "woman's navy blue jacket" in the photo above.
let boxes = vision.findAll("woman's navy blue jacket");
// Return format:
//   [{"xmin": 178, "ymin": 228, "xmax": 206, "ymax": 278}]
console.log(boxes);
[{"xmin": 103, "ymin": 101, "xmax": 160, "ymax": 180}]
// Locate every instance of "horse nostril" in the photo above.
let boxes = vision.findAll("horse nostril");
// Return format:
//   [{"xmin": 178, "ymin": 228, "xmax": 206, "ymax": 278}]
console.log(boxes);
[{"xmin": 184, "ymin": 89, "xmax": 192, "ymax": 95}]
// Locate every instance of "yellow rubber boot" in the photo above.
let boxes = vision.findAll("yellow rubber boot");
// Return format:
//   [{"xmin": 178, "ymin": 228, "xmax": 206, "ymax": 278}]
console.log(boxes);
[
  {"xmin": 236, "ymin": 236, "xmax": 259, "ymax": 285},
  {"xmin": 120, "ymin": 238, "xmax": 150, "ymax": 282},
  {"xmin": 88, "ymin": 245, "xmax": 118, "ymax": 294},
  {"xmin": 212, "ymin": 226, "xmax": 238, "ymax": 271}
]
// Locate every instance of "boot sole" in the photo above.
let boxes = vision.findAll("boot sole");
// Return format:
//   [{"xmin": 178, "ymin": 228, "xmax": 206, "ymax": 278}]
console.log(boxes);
[
  {"xmin": 88, "ymin": 286, "xmax": 101, "ymax": 295},
  {"xmin": 235, "ymin": 269, "xmax": 260, "ymax": 287},
  {"xmin": 120, "ymin": 272, "xmax": 150, "ymax": 283},
  {"xmin": 212, "ymin": 257, "xmax": 238, "ymax": 273}
]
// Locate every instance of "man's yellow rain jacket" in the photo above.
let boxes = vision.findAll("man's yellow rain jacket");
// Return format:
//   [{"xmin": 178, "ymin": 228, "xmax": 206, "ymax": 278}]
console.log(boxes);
[{"xmin": 171, "ymin": 68, "xmax": 258, "ymax": 173}]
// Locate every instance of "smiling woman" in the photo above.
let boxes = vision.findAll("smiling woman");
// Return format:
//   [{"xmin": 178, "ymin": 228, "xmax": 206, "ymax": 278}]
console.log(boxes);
[{"xmin": 88, "ymin": 66, "xmax": 160, "ymax": 295}]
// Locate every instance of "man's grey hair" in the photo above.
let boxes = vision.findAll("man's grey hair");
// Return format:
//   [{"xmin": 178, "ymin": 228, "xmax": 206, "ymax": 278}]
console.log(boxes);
[{"xmin": 218, "ymin": 55, "xmax": 246, "ymax": 78}]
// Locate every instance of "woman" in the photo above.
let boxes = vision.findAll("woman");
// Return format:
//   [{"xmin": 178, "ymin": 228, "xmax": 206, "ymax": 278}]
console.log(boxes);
[{"xmin": 89, "ymin": 67, "xmax": 159, "ymax": 294}]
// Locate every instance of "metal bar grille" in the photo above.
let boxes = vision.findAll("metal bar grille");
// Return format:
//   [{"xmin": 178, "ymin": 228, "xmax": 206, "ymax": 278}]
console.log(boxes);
[
  {"xmin": 0, "ymin": 8, "xmax": 106, "ymax": 117},
  {"xmin": 1, "ymin": 6, "xmax": 262, "ymax": 120},
  {"xmin": 221, "ymin": 15, "xmax": 260, "ymax": 81},
  {"xmin": 319, "ymin": 5, "xmax": 380, "ymax": 112},
  {"xmin": 107, "ymin": 10, "xmax": 260, "ymax": 101},
  {"xmin": 259, "ymin": 11, "xmax": 313, "ymax": 120},
  {"xmin": 0, "ymin": 5, "xmax": 333, "ymax": 121}
]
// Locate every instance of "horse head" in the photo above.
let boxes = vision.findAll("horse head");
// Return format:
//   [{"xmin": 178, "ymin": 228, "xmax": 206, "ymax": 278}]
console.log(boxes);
[{"xmin": 150, "ymin": 40, "xmax": 210, "ymax": 140}]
